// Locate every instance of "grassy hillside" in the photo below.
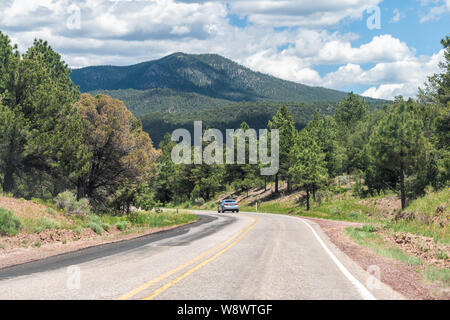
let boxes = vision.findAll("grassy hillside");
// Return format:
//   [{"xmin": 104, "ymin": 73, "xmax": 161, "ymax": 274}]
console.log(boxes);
[{"xmin": 0, "ymin": 194, "xmax": 198, "ymax": 250}]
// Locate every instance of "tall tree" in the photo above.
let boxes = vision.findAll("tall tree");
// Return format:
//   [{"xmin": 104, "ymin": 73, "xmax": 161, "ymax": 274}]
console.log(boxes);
[
  {"xmin": 334, "ymin": 93, "xmax": 371, "ymax": 174},
  {"xmin": 289, "ymin": 131, "xmax": 328, "ymax": 210},
  {"xmin": 268, "ymin": 106, "xmax": 297, "ymax": 193},
  {"xmin": 367, "ymin": 98, "xmax": 430, "ymax": 209},
  {"xmin": 0, "ymin": 33, "xmax": 88, "ymax": 196},
  {"xmin": 419, "ymin": 36, "xmax": 450, "ymax": 106},
  {"xmin": 153, "ymin": 133, "xmax": 179, "ymax": 205},
  {"xmin": 75, "ymin": 94, "xmax": 158, "ymax": 211},
  {"xmin": 305, "ymin": 113, "xmax": 343, "ymax": 177},
  {"xmin": 418, "ymin": 36, "xmax": 450, "ymax": 188}
]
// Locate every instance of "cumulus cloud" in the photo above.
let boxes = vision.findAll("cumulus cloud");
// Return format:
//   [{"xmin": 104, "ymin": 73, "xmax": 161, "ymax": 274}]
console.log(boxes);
[{"xmin": 0, "ymin": 0, "xmax": 445, "ymax": 100}]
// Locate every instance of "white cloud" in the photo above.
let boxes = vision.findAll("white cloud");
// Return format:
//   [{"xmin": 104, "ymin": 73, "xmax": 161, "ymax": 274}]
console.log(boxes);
[
  {"xmin": 0, "ymin": 0, "xmax": 445, "ymax": 100},
  {"xmin": 226, "ymin": 0, "xmax": 383, "ymax": 27},
  {"xmin": 420, "ymin": 4, "xmax": 447, "ymax": 22}
]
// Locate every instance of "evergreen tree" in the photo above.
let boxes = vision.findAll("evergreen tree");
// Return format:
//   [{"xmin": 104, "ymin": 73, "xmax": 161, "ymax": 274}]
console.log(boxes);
[
  {"xmin": 305, "ymin": 113, "xmax": 343, "ymax": 177},
  {"xmin": 268, "ymin": 106, "xmax": 297, "ymax": 193},
  {"xmin": 0, "ymin": 33, "xmax": 88, "ymax": 196},
  {"xmin": 289, "ymin": 131, "xmax": 328, "ymax": 210},
  {"xmin": 367, "ymin": 98, "xmax": 430, "ymax": 209}
]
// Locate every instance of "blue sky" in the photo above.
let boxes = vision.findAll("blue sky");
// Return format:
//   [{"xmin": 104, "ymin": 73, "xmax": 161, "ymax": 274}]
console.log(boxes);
[{"xmin": 0, "ymin": 0, "xmax": 448, "ymax": 99}]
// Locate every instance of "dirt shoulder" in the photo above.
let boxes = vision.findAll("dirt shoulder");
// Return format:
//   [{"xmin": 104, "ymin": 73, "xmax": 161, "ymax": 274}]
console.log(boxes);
[
  {"xmin": 304, "ymin": 217, "xmax": 448, "ymax": 300},
  {"xmin": 0, "ymin": 222, "xmax": 196, "ymax": 271}
]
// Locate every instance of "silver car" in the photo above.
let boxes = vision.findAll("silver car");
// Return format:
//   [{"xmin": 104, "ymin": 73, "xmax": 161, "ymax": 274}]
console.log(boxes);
[{"xmin": 218, "ymin": 199, "xmax": 239, "ymax": 213}]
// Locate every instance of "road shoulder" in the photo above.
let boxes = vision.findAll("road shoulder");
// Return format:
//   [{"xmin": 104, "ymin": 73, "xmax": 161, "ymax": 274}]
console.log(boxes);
[
  {"xmin": 302, "ymin": 216, "xmax": 445, "ymax": 300},
  {"xmin": 0, "ymin": 218, "xmax": 204, "ymax": 272}
]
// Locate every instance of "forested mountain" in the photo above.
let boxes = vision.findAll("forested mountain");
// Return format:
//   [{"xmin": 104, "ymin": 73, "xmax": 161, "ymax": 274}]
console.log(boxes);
[
  {"xmin": 71, "ymin": 52, "xmax": 388, "ymax": 145},
  {"xmin": 71, "ymin": 53, "xmax": 348, "ymax": 102},
  {"xmin": 141, "ymin": 101, "xmax": 333, "ymax": 146},
  {"xmin": 71, "ymin": 53, "xmax": 386, "ymax": 115}
]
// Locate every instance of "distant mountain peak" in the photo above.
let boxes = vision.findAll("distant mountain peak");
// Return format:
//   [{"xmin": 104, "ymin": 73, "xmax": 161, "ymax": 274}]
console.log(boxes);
[{"xmin": 71, "ymin": 52, "xmax": 350, "ymax": 104}]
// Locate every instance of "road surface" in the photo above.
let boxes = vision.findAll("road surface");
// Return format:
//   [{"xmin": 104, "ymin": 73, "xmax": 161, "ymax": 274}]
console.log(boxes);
[{"xmin": 0, "ymin": 211, "xmax": 404, "ymax": 300}]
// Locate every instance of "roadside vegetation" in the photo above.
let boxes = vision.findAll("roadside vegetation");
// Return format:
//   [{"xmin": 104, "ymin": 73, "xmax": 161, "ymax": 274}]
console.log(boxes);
[
  {"xmin": 0, "ymin": 193, "xmax": 198, "ymax": 250},
  {"xmin": 0, "ymin": 29, "xmax": 448, "ymax": 292}
]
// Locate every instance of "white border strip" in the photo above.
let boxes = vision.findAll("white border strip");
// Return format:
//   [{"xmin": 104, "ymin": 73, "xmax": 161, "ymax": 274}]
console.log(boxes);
[{"xmin": 298, "ymin": 218, "xmax": 376, "ymax": 300}]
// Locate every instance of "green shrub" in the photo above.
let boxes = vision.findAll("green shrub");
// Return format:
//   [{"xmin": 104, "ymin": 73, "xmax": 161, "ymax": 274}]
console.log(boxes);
[
  {"xmin": 348, "ymin": 212, "xmax": 359, "ymax": 220},
  {"xmin": 357, "ymin": 225, "xmax": 377, "ymax": 233},
  {"xmin": 75, "ymin": 226, "xmax": 83, "ymax": 236},
  {"xmin": 115, "ymin": 221, "xmax": 129, "ymax": 231},
  {"xmin": 87, "ymin": 222, "xmax": 103, "ymax": 235},
  {"xmin": 331, "ymin": 206, "xmax": 343, "ymax": 216},
  {"xmin": 46, "ymin": 208, "xmax": 56, "ymax": 216},
  {"xmin": 55, "ymin": 191, "xmax": 90, "ymax": 216},
  {"xmin": 0, "ymin": 208, "xmax": 24, "ymax": 236},
  {"xmin": 33, "ymin": 216, "xmax": 61, "ymax": 233},
  {"xmin": 101, "ymin": 223, "xmax": 110, "ymax": 232},
  {"xmin": 87, "ymin": 215, "xmax": 102, "ymax": 224},
  {"xmin": 437, "ymin": 250, "xmax": 448, "ymax": 260}
]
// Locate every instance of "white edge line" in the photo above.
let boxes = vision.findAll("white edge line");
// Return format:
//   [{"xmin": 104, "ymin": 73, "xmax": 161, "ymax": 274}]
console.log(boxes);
[{"xmin": 298, "ymin": 217, "xmax": 376, "ymax": 300}]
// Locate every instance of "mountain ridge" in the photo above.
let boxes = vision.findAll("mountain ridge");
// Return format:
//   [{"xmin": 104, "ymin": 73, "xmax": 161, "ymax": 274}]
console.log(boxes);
[{"xmin": 70, "ymin": 52, "xmax": 381, "ymax": 107}]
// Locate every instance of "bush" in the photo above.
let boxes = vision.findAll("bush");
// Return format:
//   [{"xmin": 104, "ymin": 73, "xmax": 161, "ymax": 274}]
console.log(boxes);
[
  {"xmin": 55, "ymin": 191, "xmax": 90, "ymax": 216},
  {"xmin": 33, "ymin": 216, "xmax": 61, "ymax": 233},
  {"xmin": 86, "ymin": 215, "xmax": 104, "ymax": 235},
  {"xmin": 348, "ymin": 212, "xmax": 359, "ymax": 220},
  {"xmin": 101, "ymin": 223, "xmax": 110, "ymax": 232},
  {"xmin": 357, "ymin": 225, "xmax": 377, "ymax": 233},
  {"xmin": 0, "ymin": 208, "xmax": 24, "ymax": 236},
  {"xmin": 75, "ymin": 226, "xmax": 83, "ymax": 236},
  {"xmin": 87, "ymin": 222, "xmax": 103, "ymax": 235},
  {"xmin": 115, "ymin": 221, "xmax": 129, "ymax": 231}
]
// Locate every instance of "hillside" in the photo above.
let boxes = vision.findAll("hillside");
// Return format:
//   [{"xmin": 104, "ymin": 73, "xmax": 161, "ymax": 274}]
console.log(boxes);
[
  {"xmin": 141, "ymin": 101, "xmax": 335, "ymax": 146},
  {"xmin": 88, "ymin": 88, "xmax": 233, "ymax": 117},
  {"xmin": 71, "ymin": 53, "xmax": 349, "ymax": 103},
  {"xmin": 71, "ymin": 53, "xmax": 387, "ymax": 115},
  {"xmin": 71, "ymin": 52, "xmax": 389, "ymax": 146}
]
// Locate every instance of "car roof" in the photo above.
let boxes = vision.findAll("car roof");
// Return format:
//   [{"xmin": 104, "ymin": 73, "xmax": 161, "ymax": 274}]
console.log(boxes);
[{"xmin": 223, "ymin": 199, "xmax": 237, "ymax": 202}]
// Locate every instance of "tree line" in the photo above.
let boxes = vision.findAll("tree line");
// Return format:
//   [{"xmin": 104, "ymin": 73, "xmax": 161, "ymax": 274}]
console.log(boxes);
[
  {"xmin": 0, "ymin": 29, "xmax": 448, "ymax": 213},
  {"xmin": 0, "ymin": 31, "xmax": 157, "ymax": 213},
  {"xmin": 153, "ymin": 37, "xmax": 450, "ymax": 210}
]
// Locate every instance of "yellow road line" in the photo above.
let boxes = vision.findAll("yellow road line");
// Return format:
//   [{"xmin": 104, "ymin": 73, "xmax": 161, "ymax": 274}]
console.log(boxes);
[
  {"xmin": 142, "ymin": 218, "xmax": 258, "ymax": 300},
  {"xmin": 118, "ymin": 216, "xmax": 256, "ymax": 300}
]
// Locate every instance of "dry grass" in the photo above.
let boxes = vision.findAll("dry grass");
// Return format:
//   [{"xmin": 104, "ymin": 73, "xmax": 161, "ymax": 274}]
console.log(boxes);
[{"xmin": 0, "ymin": 196, "xmax": 72, "ymax": 227}]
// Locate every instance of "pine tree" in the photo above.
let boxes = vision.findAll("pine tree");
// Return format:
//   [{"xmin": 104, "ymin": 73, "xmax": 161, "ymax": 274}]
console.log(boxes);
[
  {"xmin": 289, "ymin": 131, "xmax": 328, "ymax": 210},
  {"xmin": 268, "ymin": 106, "xmax": 297, "ymax": 193},
  {"xmin": 367, "ymin": 98, "xmax": 430, "ymax": 209},
  {"xmin": 0, "ymin": 33, "xmax": 88, "ymax": 196}
]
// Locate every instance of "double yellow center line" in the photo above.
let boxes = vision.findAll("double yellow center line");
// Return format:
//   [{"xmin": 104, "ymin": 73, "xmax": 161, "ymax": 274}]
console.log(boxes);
[{"xmin": 118, "ymin": 216, "xmax": 257, "ymax": 300}]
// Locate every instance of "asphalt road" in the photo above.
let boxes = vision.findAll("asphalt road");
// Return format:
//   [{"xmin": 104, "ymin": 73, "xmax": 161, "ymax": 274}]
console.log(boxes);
[{"xmin": 0, "ymin": 211, "xmax": 404, "ymax": 300}]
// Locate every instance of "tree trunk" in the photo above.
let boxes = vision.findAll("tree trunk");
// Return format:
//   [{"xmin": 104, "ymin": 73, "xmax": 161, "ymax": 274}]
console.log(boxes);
[
  {"xmin": 275, "ymin": 173, "xmax": 279, "ymax": 193},
  {"xmin": 400, "ymin": 166, "xmax": 406, "ymax": 209},
  {"xmin": 2, "ymin": 165, "xmax": 16, "ymax": 194},
  {"xmin": 287, "ymin": 177, "xmax": 291, "ymax": 193},
  {"xmin": 312, "ymin": 185, "xmax": 316, "ymax": 202},
  {"xmin": 306, "ymin": 188, "xmax": 310, "ymax": 211},
  {"xmin": 264, "ymin": 176, "xmax": 267, "ymax": 192}
]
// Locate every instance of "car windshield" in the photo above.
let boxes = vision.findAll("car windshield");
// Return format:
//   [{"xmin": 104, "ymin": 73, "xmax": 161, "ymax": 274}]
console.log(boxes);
[{"xmin": 224, "ymin": 200, "xmax": 236, "ymax": 203}]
